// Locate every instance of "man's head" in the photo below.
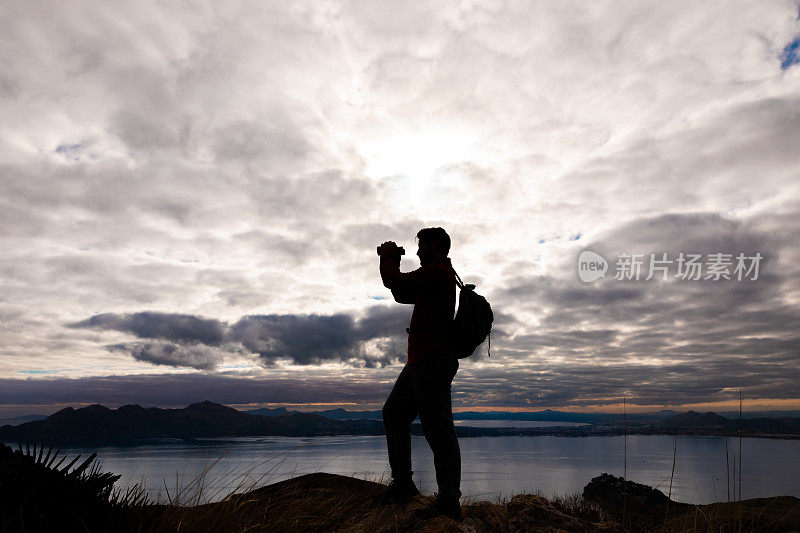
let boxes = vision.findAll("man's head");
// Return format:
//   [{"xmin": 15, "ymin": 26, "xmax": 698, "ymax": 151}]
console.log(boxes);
[{"xmin": 416, "ymin": 227, "xmax": 450, "ymax": 263}]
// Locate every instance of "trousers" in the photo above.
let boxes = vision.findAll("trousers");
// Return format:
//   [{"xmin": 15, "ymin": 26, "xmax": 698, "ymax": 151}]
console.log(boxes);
[{"xmin": 382, "ymin": 356, "xmax": 461, "ymax": 501}]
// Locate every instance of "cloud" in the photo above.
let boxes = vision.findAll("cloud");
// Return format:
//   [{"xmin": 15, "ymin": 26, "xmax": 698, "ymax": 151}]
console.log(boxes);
[
  {"xmin": 454, "ymin": 356, "xmax": 800, "ymax": 409},
  {"xmin": 483, "ymin": 209, "xmax": 800, "ymax": 408},
  {"xmin": 69, "ymin": 312, "xmax": 227, "ymax": 346},
  {"xmin": 2, "ymin": 352, "xmax": 799, "ymax": 412},
  {"xmin": 107, "ymin": 341, "xmax": 223, "ymax": 370},
  {"xmin": 0, "ymin": 374, "xmax": 390, "ymax": 408},
  {"xmin": 69, "ymin": 306, "xmax": 412, "ymax": 368},
  {"xmin": 230, "ymin": 313, "xmax": 357, "ymax": 364},
  {"xmin": 2, "ymin": 1, "xmax": 800, "ymax": 411}
]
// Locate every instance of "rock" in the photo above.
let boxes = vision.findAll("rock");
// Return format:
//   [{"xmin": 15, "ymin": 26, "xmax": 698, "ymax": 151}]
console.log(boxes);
[
  {"xmin": 583, "ymin": 472, "xmax": 800, "ymax": 532},
  {"xmin": 583, "ymin": 473, "xmax": 689, "ymax": 531}
]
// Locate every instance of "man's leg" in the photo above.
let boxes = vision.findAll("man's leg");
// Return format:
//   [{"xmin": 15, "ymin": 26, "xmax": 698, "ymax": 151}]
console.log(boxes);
[
  {"xmin": 410, "ymin": 357, "xmax": 461, "ymax": 502},
  {"xmin": 382, "ymin": 365, "xmax": 419, "ymax": 483}
]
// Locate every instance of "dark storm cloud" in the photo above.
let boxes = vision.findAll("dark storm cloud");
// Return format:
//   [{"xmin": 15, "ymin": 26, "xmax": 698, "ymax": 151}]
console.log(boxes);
[
  {"xmin": 107, "ymin": 341, "xmax": 222, "ymax": 371},
  {"xmin": 353, "ymin": 304, "xmax": 412, "ymax": 339},
  {"xmin": 222, "ymin": 305, "xmax": 413, "ymax": 366},
  {"xmin": 69, "ymin": 312, "xmax": 227, "ymax": 345},
  {"xmin": 230, "ymin": 313, "xmax": 357, "ymax": 364},
  {"xmin": 69, "ymin": 306, "xmax": 412, "ymax": 368}
]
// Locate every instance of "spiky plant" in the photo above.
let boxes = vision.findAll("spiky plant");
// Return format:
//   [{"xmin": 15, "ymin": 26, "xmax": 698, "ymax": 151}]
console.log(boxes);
[{"xmin": 0, "ymin": 442, "xmax": 147, "ymax": 532}]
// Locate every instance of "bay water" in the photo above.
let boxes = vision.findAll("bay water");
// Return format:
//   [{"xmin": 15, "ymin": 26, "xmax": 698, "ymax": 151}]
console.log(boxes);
[{"xmin": 41, "ymin": 433, "xmax": 800, "ymax": 505}]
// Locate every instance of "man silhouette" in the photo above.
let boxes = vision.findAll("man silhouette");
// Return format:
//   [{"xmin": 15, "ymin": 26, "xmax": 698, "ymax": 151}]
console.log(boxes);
[{"xmin": 377, "ymin": 227, "xmax": 461, "ymax": 521}]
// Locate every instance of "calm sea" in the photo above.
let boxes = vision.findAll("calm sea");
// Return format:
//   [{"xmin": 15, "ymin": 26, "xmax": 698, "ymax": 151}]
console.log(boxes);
[{"xmin": 19, "ymin": 433, "xmax": 800, "ymax": 505}]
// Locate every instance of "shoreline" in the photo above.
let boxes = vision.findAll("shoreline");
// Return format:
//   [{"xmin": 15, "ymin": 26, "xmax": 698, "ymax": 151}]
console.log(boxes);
[
  {"xmin": 2, "ymin": 425, "xmax": 800, "ymax": 450},
  {"xmin": 5, "ymin": 425, "xmax": 798, "ymax": 447}
]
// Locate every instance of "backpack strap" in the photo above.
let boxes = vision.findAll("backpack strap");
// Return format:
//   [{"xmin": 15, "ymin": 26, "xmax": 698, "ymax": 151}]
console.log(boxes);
[
  {"xmin": 451, "ymin": 266, "xmax": 476, "ymax": 291},
  {"xmin": 451, "ymin": 266, "xmax": 465, "ymax": 289}
]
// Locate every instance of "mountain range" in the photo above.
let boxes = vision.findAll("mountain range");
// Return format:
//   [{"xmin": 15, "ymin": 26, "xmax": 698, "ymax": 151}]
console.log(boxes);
[
  {"xmin": 660, "ymin": 410, "xmax": 800, "ymax": 434},
  {"xmin": 3, "ymin": 403, "xmax": 800, "ymax": 445},
  {"xmin": 0, "ymin": 401, "xmax": 384, "ymax": 444}
]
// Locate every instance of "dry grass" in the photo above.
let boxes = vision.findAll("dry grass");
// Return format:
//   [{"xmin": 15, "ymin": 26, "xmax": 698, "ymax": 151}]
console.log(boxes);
[
  {"xmin": 649, "ymin": 496, "xmax": 800, "ymax": 533},
  {"xmin": 548, "ymin": 491, "xmax": 610, "ymax": 523},
  {"xmin": 114, "ymin": 460, "xmax": 620, "ymax": 532},
  {"xmin": 125, "ymin": 473, "xmax": 428, "ymax": 532}
]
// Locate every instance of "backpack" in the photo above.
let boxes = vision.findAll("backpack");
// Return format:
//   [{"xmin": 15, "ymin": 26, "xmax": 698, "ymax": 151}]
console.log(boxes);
[{"xmin": 450, "ymin": 267, "xmax": 493, "ymax": 358}]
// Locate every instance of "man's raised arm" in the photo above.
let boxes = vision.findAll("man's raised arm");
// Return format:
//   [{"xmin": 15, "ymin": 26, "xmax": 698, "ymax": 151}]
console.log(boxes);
[{"xmin": 379, "ymin": 241, "xmax": 420, "ymax": 304}]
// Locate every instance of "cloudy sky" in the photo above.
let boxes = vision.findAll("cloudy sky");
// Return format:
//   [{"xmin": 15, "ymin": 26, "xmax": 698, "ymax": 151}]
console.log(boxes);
[{"xmin": 2, "ymin": 1, "xmax": 799, "ymax": 417}]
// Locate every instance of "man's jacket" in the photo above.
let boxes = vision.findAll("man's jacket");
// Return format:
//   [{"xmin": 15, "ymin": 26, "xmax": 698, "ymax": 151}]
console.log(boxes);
[{"xmin": 380, "ymin": 255, "xmax": 456, "ymax": 364}]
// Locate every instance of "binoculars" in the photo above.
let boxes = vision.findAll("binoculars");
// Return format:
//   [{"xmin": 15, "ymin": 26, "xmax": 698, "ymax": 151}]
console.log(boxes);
[{"xmin": 376, "ymin": 246, "xmax": 405, "ymax": 256}]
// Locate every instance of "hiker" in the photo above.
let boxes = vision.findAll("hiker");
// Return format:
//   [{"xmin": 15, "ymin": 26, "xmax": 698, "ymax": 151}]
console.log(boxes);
[{"xmin": 377, "ymin": 227, "xmax": 462, "ymax": 521}]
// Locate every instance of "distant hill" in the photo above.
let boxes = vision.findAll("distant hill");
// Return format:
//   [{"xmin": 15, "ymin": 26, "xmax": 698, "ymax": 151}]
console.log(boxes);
[
  {"xmin": 725, "ymin": 416, "xmax": 800, "ymax": 435},
  {"xmin": 661, "ymin": 411, "xmax": 730, "ymax": 428},
  {"xmin": 312, "ymin": 408, "xmax": 383, "ymax": 420},
  {"xmin": 245, "ymin": 407, "xmax": 291, "ymax": 417},
  {"xmin": 245, "ymin": 407, "xmax": 385, "ymax": 420},
  {"xmin": 717, "ymin": 410, "xmax": 800, "ymax": 419},
  {"xmin": 660, "ymin": 411, "xmax": 800, "ymax": 435}
]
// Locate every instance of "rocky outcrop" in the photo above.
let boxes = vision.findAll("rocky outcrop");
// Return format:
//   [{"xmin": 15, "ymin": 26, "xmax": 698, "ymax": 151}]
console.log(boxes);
[
  {"xmin": 583, "ymin": 473, "xmax": 689, "ymax": 531},
  {"xmin": 583, "ymin": 473, "xmax": 800, "ymax": 532}
]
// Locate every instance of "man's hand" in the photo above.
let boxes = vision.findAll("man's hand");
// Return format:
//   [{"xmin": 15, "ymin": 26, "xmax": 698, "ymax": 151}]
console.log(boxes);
[{"xmin": 378, "ymin": 241, "xmax": 400, "ymax": 257}]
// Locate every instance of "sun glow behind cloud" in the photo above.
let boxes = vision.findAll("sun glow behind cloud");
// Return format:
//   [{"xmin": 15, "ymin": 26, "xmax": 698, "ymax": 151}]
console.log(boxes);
[{"xmin": 355, "ymin": 123, "xmax": 487, "ymax": 218}]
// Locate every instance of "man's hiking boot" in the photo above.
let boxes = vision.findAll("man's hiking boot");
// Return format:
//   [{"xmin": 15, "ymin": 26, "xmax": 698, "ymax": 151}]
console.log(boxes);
[
  {"xmin": 414, "ymin": 496, "xmax": 462, "ymax": 521},
  {"xmin": 380, "ymin": 478, "xmax": 419, "ymax": 501}
]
